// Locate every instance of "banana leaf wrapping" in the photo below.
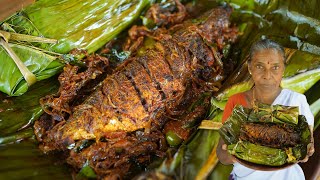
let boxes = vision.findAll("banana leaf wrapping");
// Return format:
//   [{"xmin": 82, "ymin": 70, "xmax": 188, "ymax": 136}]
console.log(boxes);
[
  {"xmin": 228, "ymin": 141, "xmax": 288, "ymax": 166},
  {"xmin": 0, "ymin": 0, "xmax": 150, "ymax": 96},
  {"xmin": 248, "ymin": 104, "xmax": 299, "ymax": 125},
  {"xmin": 0, "ymin": 44, "xmax": 64, "ymax": 96},
  {"xmin": 219, "ymin": 104, "xmax": 311, "ymax": 166}
]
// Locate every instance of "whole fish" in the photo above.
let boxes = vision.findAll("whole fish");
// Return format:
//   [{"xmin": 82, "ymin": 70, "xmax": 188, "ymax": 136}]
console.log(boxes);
[{"xmin": 35, "ymin": 5, "xmax": 238, "ymax": 179}]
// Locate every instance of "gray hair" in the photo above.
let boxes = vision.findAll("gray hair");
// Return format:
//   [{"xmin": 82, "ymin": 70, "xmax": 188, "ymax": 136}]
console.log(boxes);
[{"xmin": 249, "ymin": 39, "xmax": 286, "ymax": 63}]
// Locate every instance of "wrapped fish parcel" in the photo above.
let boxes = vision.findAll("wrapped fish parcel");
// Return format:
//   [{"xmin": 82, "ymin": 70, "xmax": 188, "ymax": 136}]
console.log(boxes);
[{"xmin": 219, "ymin": 103, "xmax": 311, "ymax": 168}]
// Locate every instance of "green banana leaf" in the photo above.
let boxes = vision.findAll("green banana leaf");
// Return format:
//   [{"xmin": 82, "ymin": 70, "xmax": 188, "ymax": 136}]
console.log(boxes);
[
  {"xmin": 219, "ymin": 104, "xmax": 311, "ymax": 166},
  {"xmin": 157, "ymin": 129, "xmax": 221, "ymax": 179},
  {"xmin": 0, "ymin": 44, "xmax": 63, "ymax": 96},
  {"xmin": 305, "ymin": 80, "xmax": 320, "ymax": 130},
  {"xmin": 22, "ymin": 0, "xmax": 151, "ymax": 55},
  {"xmin": 0, "ymin": 77, "xmax": 59, "ymax": 138},
  {"xmin": 248, "ymin": 103, "xmax": 299, "ymax": 125},
  {"xmin": 0, "ymin": 141, "xmax": 71, "ymax": 180},
  {"xmin": 183, "ymin": 130, "xmax": 220, "ymax": 179},
  {"xmin": 0, "ymin": 127, "xmax": 34, "ymax": 144},
  {"xmin": 227, "ymin": 141, "xmax": 288, "ymax": 166},
  {"xmin": 0, "ymin": 0, "xmax": 151, "ymax": 96},
  {"xmin": 221, "ymin": 0, "xmax": 320, "ymax": 58}
]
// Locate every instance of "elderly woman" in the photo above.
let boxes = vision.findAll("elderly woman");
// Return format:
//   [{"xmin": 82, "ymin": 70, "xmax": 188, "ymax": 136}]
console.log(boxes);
[{"xmin": 216, "ymin": 39, "xmax": 314, "ymax": 180}]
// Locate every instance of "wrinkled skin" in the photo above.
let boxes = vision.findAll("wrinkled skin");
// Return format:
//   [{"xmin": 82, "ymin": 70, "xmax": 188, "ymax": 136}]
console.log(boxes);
[{"xmin": 34, "ymin": 3, "xmax": 238, "ymax": 179}]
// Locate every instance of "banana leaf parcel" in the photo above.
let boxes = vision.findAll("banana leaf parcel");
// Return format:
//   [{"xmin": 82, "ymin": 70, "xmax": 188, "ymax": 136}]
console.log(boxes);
[
  {"xmin": 0, "ymin": 0, "xmax": 150, "ymax": 96},
  {"xmin": 219, "ymin": 104, "xmax": 311, "ymax": 167}
]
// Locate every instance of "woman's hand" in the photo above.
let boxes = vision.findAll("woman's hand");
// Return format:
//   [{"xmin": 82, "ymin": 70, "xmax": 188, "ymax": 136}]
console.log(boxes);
[
  {"xmin": 300, "ymin": 126, "xmax": 315, "ymax": 163},
  {"xmin": 216, "ymin": 138, "xmax": 236, "ymax": 165},
  {"xmin": 300, "ymin": 142, "xmax": 314, "ymax": 163}
]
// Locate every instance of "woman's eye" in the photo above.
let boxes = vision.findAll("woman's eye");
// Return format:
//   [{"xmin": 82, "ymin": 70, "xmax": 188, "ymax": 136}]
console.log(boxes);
[
  {"xmin": 256, "ymin": 65, "xmax": 263, "ymax": 69},
  {"xmin": 273, "ymin": 66, "xmax": 279, "ymax": 70}
]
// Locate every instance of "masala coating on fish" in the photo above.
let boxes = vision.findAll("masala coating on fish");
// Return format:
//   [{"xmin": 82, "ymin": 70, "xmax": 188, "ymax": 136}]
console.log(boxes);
[
  {"xmin": 240, "ymin": 122, "xmax": 301, "ymax": 148},
  {"xmin": 35, "ymin": 4, "xmax": 238, "ymax": 179}
]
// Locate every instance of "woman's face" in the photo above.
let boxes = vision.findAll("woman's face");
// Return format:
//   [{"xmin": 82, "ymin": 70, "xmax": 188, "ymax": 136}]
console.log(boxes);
[{"xmin": 249, "ymin": 49, "xmax": 285, "ymax": 90}]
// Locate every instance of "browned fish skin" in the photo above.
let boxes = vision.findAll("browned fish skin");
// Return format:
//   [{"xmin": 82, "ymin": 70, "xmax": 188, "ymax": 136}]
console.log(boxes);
[
  {"xmin": 35, "ymin": 5, "xmax": 238, "ymax": 179},
  {"xmin": 41, "ymin": 6, "xmax": 237, "ymax": 147},
  {"xmin": 240, "ymin": 122, "xmax": 301, "ymax": 148}
]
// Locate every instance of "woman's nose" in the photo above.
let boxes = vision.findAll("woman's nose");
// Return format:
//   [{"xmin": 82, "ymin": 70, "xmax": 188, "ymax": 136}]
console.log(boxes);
[{"xmin": 263, "ymin": 69, "xmax": 271, "ymax": 79}]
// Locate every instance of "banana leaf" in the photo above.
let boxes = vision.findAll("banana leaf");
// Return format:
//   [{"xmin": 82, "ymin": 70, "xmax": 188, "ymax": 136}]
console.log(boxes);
[
  {"xmin": 219, "ymin": 104, "xmax": 311, "ymax": 166},
  {"xmin": 0, "ymin": 127, "xmax": 34, "ymax": 144},
  {"xmin": 0, "ymin": 77, "xmax": 59, "ymax": 137},
  {"xmin": 227, "ymin": 141, "xmax": 288, "ymax": 166},
  {"xmin": 0, "ymin": 43, "xmax": 64, "ymax": 96},
  {"xmin": 248, "ymin": 103, "xmax": 299, "ymax": 125},
  {"xmin": 220, "ymin": 0, "xmax": 320, "ymax": 58},
  {"xmin": 304, "ymin": 80, "xmax": 320, "ymax": 130},
  {"xmin": 0, "ymin": 0, "xmax": 151, "ymax": 96},
  {"xmin": 22, "ymin": 0, "xmax": 151, "ymax": 54},
  {"xmin": 0, "ymin": 141, "xmax": 71, "ymax": 180},
  {"xmin": 311, "ymin": 98, "xmax": 320, "ymax": 130},
  {"xmin": 157, "ymin": 129, "xmax": 221, "ymax": 180}
]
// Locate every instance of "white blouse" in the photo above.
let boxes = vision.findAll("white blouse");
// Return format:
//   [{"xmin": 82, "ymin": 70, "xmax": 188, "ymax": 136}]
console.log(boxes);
[{"xmin": 232, "ymin": 89, "xmax": 314, "ymax": 180}]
